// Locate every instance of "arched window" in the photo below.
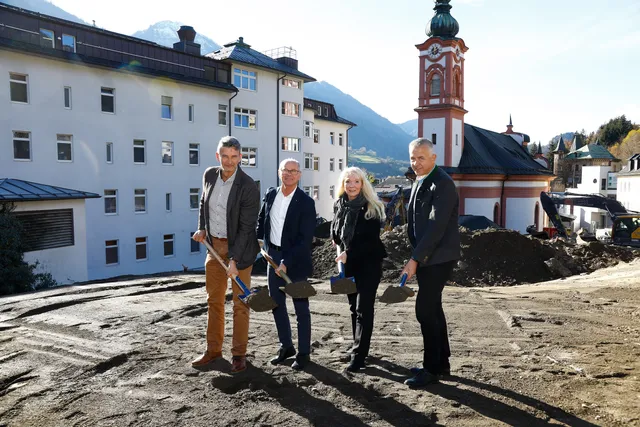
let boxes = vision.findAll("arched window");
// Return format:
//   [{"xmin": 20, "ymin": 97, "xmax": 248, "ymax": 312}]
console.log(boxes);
[
  {"xmin": 493, "ymin": 202, "xmax": 500, "ymax": 225},
  {"xmin": 534, "ymin": 202, "xmax": 540, "ymax": 230},
  {"xmin": 430, "ymin": 74, "xmax": 441, "ymax": 96}
]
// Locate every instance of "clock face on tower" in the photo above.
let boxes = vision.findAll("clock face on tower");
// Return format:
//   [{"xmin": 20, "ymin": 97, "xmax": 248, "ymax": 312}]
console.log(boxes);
[{"xmin": 427, "ymin": 43, "xmax": 442, "ymax": 59}]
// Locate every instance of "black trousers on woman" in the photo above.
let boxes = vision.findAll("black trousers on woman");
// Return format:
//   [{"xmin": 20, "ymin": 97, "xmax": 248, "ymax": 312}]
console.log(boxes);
[{"xmin": 347, "ymin": 264, "xmax": 382, "ymax": 364}]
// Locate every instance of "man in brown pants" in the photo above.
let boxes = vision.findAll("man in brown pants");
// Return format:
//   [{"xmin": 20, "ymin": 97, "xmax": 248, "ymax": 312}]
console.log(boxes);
[{"xmin": 192, "ymin": 136, "xmax": 260, "ymax": 373}]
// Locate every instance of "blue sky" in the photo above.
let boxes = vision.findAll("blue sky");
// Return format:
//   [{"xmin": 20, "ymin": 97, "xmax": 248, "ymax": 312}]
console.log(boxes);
[{"xmin": 50, "ymin": 0, "xmax": 640, "ymax": 146}]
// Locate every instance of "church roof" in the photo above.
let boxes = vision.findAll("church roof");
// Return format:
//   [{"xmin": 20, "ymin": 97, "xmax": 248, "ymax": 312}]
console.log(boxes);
[
  {"xmin": 553, "ymin": 135, "xmax": 567, "ymax": 153},
  {"xmin": 564, "ymin": 144, "xmax": 617, "ymax": 161},
  {"xmin": 441, "ymin": 124, "xmax": 553, "ymax": 176}
]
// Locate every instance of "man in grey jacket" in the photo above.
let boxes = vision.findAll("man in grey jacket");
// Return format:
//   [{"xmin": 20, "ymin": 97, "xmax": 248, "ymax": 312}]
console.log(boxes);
[
  {"xmin": 192, "ymin": 136, "xmax": 260, "ymax": 374},
  {"xmin": 401, "ymin": 137, "xmax": 460, "ymax": 387}
]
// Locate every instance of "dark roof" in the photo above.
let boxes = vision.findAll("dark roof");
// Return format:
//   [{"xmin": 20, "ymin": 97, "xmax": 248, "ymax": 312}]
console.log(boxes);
[
  {"xmin": 554, "ymin": 135, "xmax": 567, "ymax": 153},
  {"xmin": 208, "ymin": 40, "xmax": 315, "ymax": 82},
  {"xmin": 0, "ymin": 179, "xmax": 100, "ymax": 202},
  {"xmin": 441, "ymin": 124, "xmax": 554, "ymax": 176},
  {"xmin": 564, "ymin": 144, "xmax": 617, "ymax": 161},
  {"xmin": 303, "ymin": 97, "xmax": 357, "ymax": 127}
]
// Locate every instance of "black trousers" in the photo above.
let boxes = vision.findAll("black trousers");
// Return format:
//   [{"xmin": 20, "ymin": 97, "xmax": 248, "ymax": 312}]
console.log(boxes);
[
  {"xmin": 347, "ymin": 264, "xmax": 382, "ymax": 363},
  {"xmin": 415, "ymin": 260, "xmax": 456, "ymax": 374}
]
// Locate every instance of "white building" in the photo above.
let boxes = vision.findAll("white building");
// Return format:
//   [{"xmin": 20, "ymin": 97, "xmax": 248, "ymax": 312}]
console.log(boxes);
[
  {"xmin": 1, "ymin": 4, "xmax": 356, "ymax": 283},
  {"xmin": 617, "ymin": 154, "xmax": 640, "ymax": 212}
]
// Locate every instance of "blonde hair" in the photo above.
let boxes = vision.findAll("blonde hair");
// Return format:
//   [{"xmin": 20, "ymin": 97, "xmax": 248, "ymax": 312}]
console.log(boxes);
[{"xmin": 336, "ymin": 167, "xmax": 386, "ymax": 221}]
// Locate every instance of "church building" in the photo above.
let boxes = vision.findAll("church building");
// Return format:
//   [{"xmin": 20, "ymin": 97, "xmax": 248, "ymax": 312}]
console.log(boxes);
[{"xmin": 415, "ymin": 0, "xmax": 554, "ymax": 233}]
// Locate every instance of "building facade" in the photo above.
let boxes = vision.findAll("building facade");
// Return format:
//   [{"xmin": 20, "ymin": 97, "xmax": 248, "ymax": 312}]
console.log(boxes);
[
  {"xmin": 617, "ymin": 154, "xmax": 640, "ymax": 212},
  {"xmin": 1, "ymin": 4, "xmax": 355, "ymax": 283}
]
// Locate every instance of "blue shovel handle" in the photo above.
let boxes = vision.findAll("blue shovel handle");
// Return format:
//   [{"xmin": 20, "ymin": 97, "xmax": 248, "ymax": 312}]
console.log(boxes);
[
  {"xmin": 231, "ymin": 274, "xmax": 251, "ymax": 296},
  {"xmin": 399, "ymin": 273, "xmax": 408, "ymax": 287},
  {"xmin": 202, "ymin": 238, "xmax": 251, "ymax": 297}
]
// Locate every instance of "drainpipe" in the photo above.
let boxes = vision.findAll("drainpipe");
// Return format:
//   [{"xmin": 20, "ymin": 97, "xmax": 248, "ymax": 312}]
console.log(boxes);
[
  {"xmin": 276, "ymin": 73, "xmax": 287, "ymax": 185},
  {"xmin": 227, "ymin": 88, "xmax": 239, "ymax": 135}
]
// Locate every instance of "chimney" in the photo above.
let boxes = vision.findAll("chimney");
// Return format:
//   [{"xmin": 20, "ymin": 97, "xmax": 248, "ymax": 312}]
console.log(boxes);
[{"xmin": 173, "ymin": 25, "xmax": 201, "ymax": 56}]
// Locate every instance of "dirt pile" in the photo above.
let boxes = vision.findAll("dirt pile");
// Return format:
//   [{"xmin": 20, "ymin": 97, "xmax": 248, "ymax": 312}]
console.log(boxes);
[{"xmin": 311, "ymin": 226, "xmax": 639, "ymax": 287}]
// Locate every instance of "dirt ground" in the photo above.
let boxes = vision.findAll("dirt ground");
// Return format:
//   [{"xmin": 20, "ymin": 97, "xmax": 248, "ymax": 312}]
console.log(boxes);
[{"xmin": 1, "ymin": 259, "xmax": 639, "ymax": 426}]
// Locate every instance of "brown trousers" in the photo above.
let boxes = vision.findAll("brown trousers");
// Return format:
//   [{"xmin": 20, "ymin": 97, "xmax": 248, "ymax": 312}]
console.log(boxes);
[{"xmin": 204, "ymin": 238, "xmax": 252, "ymax": 357}]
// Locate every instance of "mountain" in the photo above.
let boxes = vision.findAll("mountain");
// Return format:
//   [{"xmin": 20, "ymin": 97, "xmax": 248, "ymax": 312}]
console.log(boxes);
[
  {"xmin": 3, "ymin": 0, "xmax": 85, "ymax": 23},
  {"xmin": 304, "ymin": 81, "xmax": 413, "ymax": 161},
  {"xmin": 131, "ymin": 21, "xmax": 221, "ymax": 55},
  {"xmin": 397, "ymin": 118, "xmax": 418, "ymax": 138}
]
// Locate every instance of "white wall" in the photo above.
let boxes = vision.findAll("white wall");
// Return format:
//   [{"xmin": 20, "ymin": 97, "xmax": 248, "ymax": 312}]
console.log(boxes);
[
  {"xmin": 574, "ymin": 165, "xmax": 613, "ymax": 196},
  {"xmin": 464, "ymin": 197, "xmax": 499, "ymax": 220},
  {"xmin": 14, "ymin": 200, "xmax": 88, "ymax": 284},
  {"xmin": 505, "ymin": 197, "xmax": 539, "ymax": 233},
  {"xmin": 616, "ymin": 176, "xmax": 640, "ymax": 212},
  {"xmin": 422, "ymin": 118, "xmax": 445, "ymax": 165}
]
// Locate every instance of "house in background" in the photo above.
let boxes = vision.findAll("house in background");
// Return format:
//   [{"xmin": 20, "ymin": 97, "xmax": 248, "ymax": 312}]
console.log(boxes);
[{"xmin": 617, "ymin": 154, "xmax": 640, "ymax": 212}]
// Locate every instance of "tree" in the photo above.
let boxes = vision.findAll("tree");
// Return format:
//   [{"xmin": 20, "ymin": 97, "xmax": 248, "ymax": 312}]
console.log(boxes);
[
  {"xmin": 595, "ymin": 115, "xmax": 637, "ymax": 147},
  {"xmin": 528, "ymin": 143, "xmax": 538, "ymax": 156},
  {"xmin": 610, "ymin": 129, "xmax": 640, "ymax": 162}
]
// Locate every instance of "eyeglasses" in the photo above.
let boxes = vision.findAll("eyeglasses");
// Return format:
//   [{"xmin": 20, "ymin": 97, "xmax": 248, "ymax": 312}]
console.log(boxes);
[{"xmin": 280, "ymin": 169, "xmax": 300, "ymax": 175}]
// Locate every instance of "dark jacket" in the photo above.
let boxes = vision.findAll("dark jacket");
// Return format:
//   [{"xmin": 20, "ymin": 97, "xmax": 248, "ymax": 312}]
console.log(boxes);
[
  {"xmin": 408, "ymin": 166, "xmax": 460, "ymax": 266},
  {"xmin": 256, "ymin": 187, "xmax": 316, "ymax": 281},
  {"xmin": 332, "ymin": 203, "xmax": 387, "ymax": 278},
  {"xmin": 197, "ymin": 166, "xmax": 260, "ymax": 270}
]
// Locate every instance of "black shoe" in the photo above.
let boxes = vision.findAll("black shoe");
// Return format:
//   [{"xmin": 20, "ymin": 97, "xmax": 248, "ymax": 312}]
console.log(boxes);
[
  {"xmin": 345, "ymin": 359, "xmax": 367, "ymax": 373},
  {"xmin": 404, "ymin": 370, "xmax": 439, "ymax": 387},
  {"xmin": 270, "ymin": 346, "xmax": 296, "ymax": 365},
  {"xmin": 411, "ymin": 365, "xmax": 451, "ymax": 378},
  {"xmin": 292, "ymin": 354, "xmax": 310, "ymax": 371}
]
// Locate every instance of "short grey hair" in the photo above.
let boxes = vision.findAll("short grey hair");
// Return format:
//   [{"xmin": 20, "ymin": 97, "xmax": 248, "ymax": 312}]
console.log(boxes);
[
  {"xmin": 409, "ymin": 137, "xmax": 434, "ymax": 152},
  {"xmin": 217, "ymin": 136, "xmax": 241, "ymax": 153},
  {"xmin": 279, "ymin": 158, "xmax": 300, "ymax": 170}
]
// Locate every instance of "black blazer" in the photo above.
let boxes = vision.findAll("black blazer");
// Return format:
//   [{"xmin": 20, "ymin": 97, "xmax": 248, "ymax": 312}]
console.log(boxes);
[
  {"xmin": 197, "ymin": 166, "xmax": 260, "ymax": 270},
  {"xmin": 408, "ymin": 166, "xmax": 460, "ymax": 266},
  {"xmin": 257, "ymin": 187, "xmax": 316, "ymax": 281},
  {"xmin": 332, "ymin": 204, "xmax": 387, "ymax": 278}
]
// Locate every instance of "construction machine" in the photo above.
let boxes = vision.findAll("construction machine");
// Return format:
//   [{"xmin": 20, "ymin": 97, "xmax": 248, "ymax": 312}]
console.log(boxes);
[{"xmin": 540, "ymin": 192, "xmax": 640, "ymax": 248}]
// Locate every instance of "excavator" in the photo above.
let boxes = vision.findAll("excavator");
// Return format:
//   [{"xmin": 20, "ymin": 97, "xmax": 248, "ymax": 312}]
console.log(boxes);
[{"xmin": 539, "ymin": 192, "xmax": 640, "ymax": 248}]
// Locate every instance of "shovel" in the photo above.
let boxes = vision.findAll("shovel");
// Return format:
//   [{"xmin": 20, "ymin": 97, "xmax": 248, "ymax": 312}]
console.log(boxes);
[
  {"xmin": 260, "ymin": 249, "xmax": 317, "ymax": 298},
  {"xmin": 330, "ymin": 247, "xmax": 357, "ymax": 294},
  {"xmin": 201, "ymin": 239, "xmax": 277, "ymax": 312},
  {"xmin": 379, "ymin": 273, "xmax": 415, "ymax": 304}
]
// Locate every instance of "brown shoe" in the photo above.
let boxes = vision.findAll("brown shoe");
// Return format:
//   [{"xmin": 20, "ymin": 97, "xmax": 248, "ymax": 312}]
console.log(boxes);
[
  {"xmin": 191, "ymin": 350, "xmax": 222, "ymax": 368},
  {"xmin": 231, "ymin": 356, "xmax": 247, "ymax": 374}
]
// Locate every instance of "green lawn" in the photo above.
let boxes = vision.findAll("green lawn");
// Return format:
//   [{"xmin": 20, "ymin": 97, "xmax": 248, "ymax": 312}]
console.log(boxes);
[{"xmin": 349, "ymin": 153, "xmax": 380, "ymax": 163}]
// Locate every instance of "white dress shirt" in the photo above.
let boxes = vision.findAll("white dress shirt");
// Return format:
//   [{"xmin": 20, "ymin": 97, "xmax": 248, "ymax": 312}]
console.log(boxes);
[
  {"xmin": 269, "ymin": 188, "xmax": 294, "ymax": 247},
  {"xmin": 208, "ymin": 168, "xmax": 237, "ymax": 238}
]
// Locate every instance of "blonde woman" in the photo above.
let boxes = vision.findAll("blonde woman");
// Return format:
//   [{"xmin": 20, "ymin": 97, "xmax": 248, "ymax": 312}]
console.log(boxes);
[{"xmin": 331, "ymin": 167, "xmax": 387, "ymax": 372}]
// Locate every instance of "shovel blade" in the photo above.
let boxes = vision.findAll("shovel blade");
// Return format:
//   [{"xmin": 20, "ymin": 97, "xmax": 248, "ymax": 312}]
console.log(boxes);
[
  {"xmin": 282, "ymin": 281, "xmax": 317, "ymax": 299},
  {"xmin": 242, "ymin": 286, "xmax": 278, "ymax": 312},
  {"xmin": 379, "ymin": 285, "xmax": 415, "ymax": 304},
  {"xmin": 330, "ymin": 277, "xmax": 357, "ymax": 295}
]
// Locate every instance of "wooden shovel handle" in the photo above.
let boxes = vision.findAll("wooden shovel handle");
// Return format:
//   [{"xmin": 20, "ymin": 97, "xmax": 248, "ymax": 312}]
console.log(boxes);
[{"xmin": 260, "ymin": 248, "xmax": 292, "ymax": 284}]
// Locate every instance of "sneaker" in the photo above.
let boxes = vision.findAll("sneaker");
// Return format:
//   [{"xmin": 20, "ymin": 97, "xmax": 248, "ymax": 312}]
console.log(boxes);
[{"xmin": 231, "ymin": 356, "xmax": 247, "ymax": 374}]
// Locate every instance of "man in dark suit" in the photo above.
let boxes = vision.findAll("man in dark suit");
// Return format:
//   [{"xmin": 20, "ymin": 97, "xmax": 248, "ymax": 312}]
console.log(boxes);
[
  {"xmin": 401, "ymin": 138, "xmax": 460, "ymax": 387},
  {"xmin": 257, "ymin": 159, "xmax": 316, "ymax": 370}
]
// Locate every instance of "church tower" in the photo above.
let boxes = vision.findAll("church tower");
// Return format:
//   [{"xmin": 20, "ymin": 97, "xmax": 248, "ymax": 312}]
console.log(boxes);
[{"xmin": 416, "ymin": 0, "xmax": 468, "ymax": 167}]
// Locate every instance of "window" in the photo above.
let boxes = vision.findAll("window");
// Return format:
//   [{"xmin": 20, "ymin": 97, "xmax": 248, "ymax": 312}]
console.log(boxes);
[
  {"xmin": 166, "ymin": 193, "xmax": 172, "ymax": 212},
  {"xmin": 281, "ymin": 101, "xmax": 300, "ymax": 117},
  {"xmin": 105, "ymin": 240, "xmax": 119, "ymax": 265},
  {"xmin": 15, "ymin": 209, "xmax": 74, "ymax": 251},
  {"xmin": 329, "ymin": 158, "xmax": 335, "ymax": 172},
  {"xmin": 234, "ymin": 107, "xmax": 257, "ymax": 129},
  {"xmin": 101, "ymin": 87, "xmax": 115, "ymax": 113},
  {"xmin": 190, "ymin": 232, "xmax": 200, "ymax": 253},
  {"xmin": 104, "ymin": 189, "xmax": 117, "ymax": 214},
  {"xmin": 162, "ymin": 141, "xmax": 173, "ymax": 165},
  {"xmin": 164, "ymin": 234, "xmax": 174, "ymax": 257},
  {"xmin": 601, "ymin": 178, "xmax": 606, "ymax": 191},
  {"xmin": 304, "ymin": 153, "xmax": 313, "ymax": 170},
  {"xmin": 313, "ymin": 129, "xmax": 320, "ymax": 144},
  {"xmin": 324, "ymin": 106, "xmax": 329, "ymax": 117},
  {"xmin": 134, "ymin": 189, "xmax": 147, "ymax": 213},
  {"xmin": 313, "ymin": 156, "xmax": 319, "ymax": 171},
  {"xmin": 430, "ymin": 74, "xmax": 441, "ymax": 96},
  {"xmin": 317, "ymin": 105, "xmax": 321, "ymax": 115},
  {"xmin": 330, "ymin": 185, "xmax": 335, "ymax": 198},
  {"xmin": 303, "ymin": 186, "xmax": 312, "ymax": 197},
  {"xmin": 40, "ymin": 28, "xmax": 54, "ymax": 48},
  {"xmin": 136, "ymin": 237, "xmax": 148, "ymax": 261},
  {"xmin": 190, "ymin": 188, "xmax": 199, "ymax": 210},
  {"xmin": 106, "ymin": 142, "xmax": 113, "ymax": 163},
  {"xmin": 304, "ymin": 121, "xmax": 313, "ymax": 138},
  {"xmin": 12, "ymin": 131, "xmax": 31, "ymax": 161},
  {"xmin": 64, "ymin": 86, "xmax": 72, "ymax": 109},
  {"xmin": 188, "ymin": 104, "xmax": 194, "ymax": 122},
  {"xmin": 431, "ymin": 133, "xmax": 437, "ymax": 145},
  {"xmin": 56, "ymin": 134, "xmax": 73, "ymax": 162},
  {"xmin": 233, "ymin": 68, "xmax": 257, "ymax": 90},
  {"xmin": 455, "ymin": 134, "xmax": 459, "ymax": 146},
  {"xmin": 493, "ymin": 203, "xmax": 500, "ymax": 225},
  {"xmin": 281, "ymin": 137, "xmax": 300, "ymax": 152},
  {"xmin": 338, "ymin": 158, "xmax": 344, "ymax": 171},
  {"xmin": 189, "ymin": 143, "xmax": 200, "ymax": 166},
  {"xmin": 330, "ymin": 132, "xmax": 335, "ymax": 145},
  {"xmin": 133, "ymin": 140, "xmax": 146, "ymax": 164},
  {"xmin": 62, "ymin": 34, "xmax": 75, "ymax": 52},
  {"xmin": 161, "ymin": 96, "xmax": 173, "ymax": 119},
  {"xmin": 218, "ymin": 104, "xmax": 227, "ymax": 126},
  {"xmin": 282, "ymin": 78, "xmax": 300, "ymax": 89},
  {"xmin": 9, "ymin": 73, "xmax": 28, "ymax": 103},
  {"xmin": 241, "ymin": 147, "xmax": 257, "ymax": 167},
  {"xmin": 313, "ymin": 186, "xmax": 319, "ymax": 200},
  {"xmin": 339, "ymin": 133, "xmax": 344, "ymax": 146}
]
